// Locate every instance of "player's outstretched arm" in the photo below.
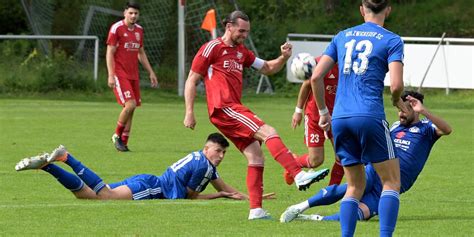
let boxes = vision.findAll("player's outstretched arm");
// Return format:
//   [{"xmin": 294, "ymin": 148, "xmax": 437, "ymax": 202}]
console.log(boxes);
[
  {"xmin": 183, "ymin": 71, "xmax": 203, "ymax": 130},
  {"xmin": 406, "ymin": 95, "xmax": 452, "ymax": 136},
  {"xmin": 259, "ymin": 42, "xmax": 292, "ymax": 75},
  {"xmin": 292, "ymin": 80, "xmax": 311, "ymax": 129},
  {"xmin": 138, "ymin": 47, "xmax": 158, "ymax": 88}
]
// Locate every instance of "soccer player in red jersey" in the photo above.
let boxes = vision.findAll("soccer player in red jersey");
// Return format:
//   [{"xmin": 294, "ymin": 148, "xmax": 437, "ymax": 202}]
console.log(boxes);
[
  {"xmin": 288, "ymin": 57, "xmax": 344, "ymax": 186},
  {"xmin": 183, "ymin": 10, "xmax": 329, "ymax": 220},
  {"xmin": 106, "ymin": 1, "xmax": 158, "ymax": 152}
]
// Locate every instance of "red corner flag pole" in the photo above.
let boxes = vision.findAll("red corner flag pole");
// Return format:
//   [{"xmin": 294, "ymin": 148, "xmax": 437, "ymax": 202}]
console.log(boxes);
[{"xmin": 201, "ymin": 9, "xmax": 217, "ymax": 39}]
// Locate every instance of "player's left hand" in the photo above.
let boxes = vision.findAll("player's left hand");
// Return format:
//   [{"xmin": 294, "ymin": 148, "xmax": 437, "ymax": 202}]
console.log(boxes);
[
  {"xmin": 280, "ymin": 42, "xmax": 292, "ymax": 60},
  {"xmin": 150, "ymin": 72, "xmax": 158, "ymax": 88},
  {"xmin": 318, "ymin": 114, "xmax": 331, "ymax": 132}
]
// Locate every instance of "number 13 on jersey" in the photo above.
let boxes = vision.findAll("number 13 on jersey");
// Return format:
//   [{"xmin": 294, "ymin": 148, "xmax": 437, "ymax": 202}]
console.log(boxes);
[{"xmin": 343, "ymin": 39, "xmax": 373, "ymax": 75}]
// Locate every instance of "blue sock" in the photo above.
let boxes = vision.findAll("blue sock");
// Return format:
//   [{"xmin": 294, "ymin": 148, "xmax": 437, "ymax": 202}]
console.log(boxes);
[
  {"xmin": 323, "ymin": 207, "xmax": 365, "ymax": 222},
  {"xmin": 42, "ymin": 164, "xmax": 84, "ymax": 191},
  {"xmin": 64, "ymin": 153, "xmax": 106, "ymax": 194},
  {"xmin": 340, "ymin": 197, "xmax": 359, "ymax": 237},
  {"xmin": 308, "ymin": 184, "xmax": 347, "ymax": 207},
  {"xmin": 379, "ymin": 190, "xmax": 400, "ymax": 237}
]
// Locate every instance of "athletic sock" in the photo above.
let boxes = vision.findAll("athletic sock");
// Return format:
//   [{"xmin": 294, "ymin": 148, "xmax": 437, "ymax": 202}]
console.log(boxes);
[
  {"xmin": 42, "ymin": 164, "xmax": 84, "ymax": 191},
  {"xmin": 121, "ymin": 130, "xmax": 130, "ymax": 145},
  {"xmin": 295, "ymin": 154, "xmax": 311, "ymax": 168},
  {"xmin": 293, "ymin": 200, "xmax": 310, "ymax": 212},
  {"xmin": 264, "ymin": 135, "xmax": 301, "ymax": 177},
  {"xmin": 379, "ymin": 190, "xmax": 400, "ymax": 237},
  {"xmin": 323, "ymin": 207, "xmax": 364, "ymax": 222},
  {"xmin": 247, "ymin": 165, "xmax": 264, "ymax": 209},
  {"xmin": 308, "ymin": 184, "xmax": 347, "ymax": 207},
  {"xmin": 63, "ymin": 153, "xmax": 106, "ymax": 194},
  {"xmin": 340, "ymin": 197, "xmax": 359, "ymax": 237},
  {"xmin": 115, "ymin": 121, "xmax": 125, "ymax": 137},
  {"xmin": 329, "ymin": 161, "xmax": 345, "ymax": 185}
]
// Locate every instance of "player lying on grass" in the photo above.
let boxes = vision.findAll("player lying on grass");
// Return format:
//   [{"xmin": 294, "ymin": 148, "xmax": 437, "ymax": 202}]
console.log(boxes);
[
  {"xmin": 280, "ymin": 91, "xmax": 452, "ymax": 222},
  {"xmin": 15, "ymin": 133, "xmax": 275, "ymax": 200}
]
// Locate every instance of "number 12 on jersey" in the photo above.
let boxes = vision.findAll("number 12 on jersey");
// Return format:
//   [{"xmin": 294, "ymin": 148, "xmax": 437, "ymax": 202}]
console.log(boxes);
[{"xmin": 343, "ymin": 39, "xmax": 373, "ymax": 75}]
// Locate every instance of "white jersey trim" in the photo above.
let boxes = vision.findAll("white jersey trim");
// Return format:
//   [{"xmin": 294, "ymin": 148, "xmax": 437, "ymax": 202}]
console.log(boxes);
[
  {"xmin": 110, "ymin": 21, "xmax": 124, "ymax": 34},
  {"xmin": 222, "ymin": 107, "xmax": 260, "ymax": 132},
  {"xmin": 202, "ymin": 40, "xmax": 221, "ymax": 58}
]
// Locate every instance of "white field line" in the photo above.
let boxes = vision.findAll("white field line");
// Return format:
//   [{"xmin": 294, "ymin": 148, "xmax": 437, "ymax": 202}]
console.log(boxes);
[{"xmin": 0, "ymin": 200, "xmax": 243, "ymax": 209}]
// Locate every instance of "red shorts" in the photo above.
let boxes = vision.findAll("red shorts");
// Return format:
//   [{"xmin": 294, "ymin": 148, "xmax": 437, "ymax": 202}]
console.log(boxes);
[
  {"xmin": 304, "ymin": 113, "xmax": 333, "ymax": 147},
  {"xmin": 210, "ymin": 104, "xmax": 265, "ymax": 152},
  {"xmin": 113, "ymin": 76, "xmax": 141, "ymax": 106}
]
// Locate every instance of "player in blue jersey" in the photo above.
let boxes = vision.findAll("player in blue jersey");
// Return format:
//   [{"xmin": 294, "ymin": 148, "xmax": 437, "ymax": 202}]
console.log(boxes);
[
  {"xmin": 15, "ymin": 133, "xmax": 274, "ymax": 200},
  {"xmin": 280, "ymin": 91, "xmax": 452, "ymax": 224},
  {"xmin": 309, "ymin": 1, "xmax": 409, "ymax": 236}
]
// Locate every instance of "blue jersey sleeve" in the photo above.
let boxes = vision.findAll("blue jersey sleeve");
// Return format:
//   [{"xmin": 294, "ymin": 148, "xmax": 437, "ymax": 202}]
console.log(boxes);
[
  {"xmin": 324, "ymin": 32, "xmax": 340, "ymax": 62},
  {"xmin": 387, "ymin": 37, "xmax": 404, "ymax": 64}
]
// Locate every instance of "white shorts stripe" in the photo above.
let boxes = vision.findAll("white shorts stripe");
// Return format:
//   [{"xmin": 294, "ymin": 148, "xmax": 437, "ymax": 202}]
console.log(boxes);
[
  {"xmin": 383, "ymin": 120, "xmax": 396, "ymax": 159},
  {"xmin": 222, "ymin": 107, "xmax": 259, "ymax": 132},
  {"xmin": 114, "ymin": 76, "xmax": 125, "ymax": 104},
  {"xmin": 202, "ymin": 40, "xmax": 220, "ymax": 58},
  {"xmin": 133, "ymin": 187, "xmax": 162, "ymax": 200}
]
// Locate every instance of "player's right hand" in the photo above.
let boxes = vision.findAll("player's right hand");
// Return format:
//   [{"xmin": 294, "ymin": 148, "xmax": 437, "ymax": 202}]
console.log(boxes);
[
  {"xmin": 183, "ymin": 113, "xmax": 196, "ymax": 130},
  {"xmin": 291, "ymin": 112, "xmax": 302, "ymax": 129},
  {"xmin": 107, "ymin": 75, "xmax": 115, "ymax": 88}
]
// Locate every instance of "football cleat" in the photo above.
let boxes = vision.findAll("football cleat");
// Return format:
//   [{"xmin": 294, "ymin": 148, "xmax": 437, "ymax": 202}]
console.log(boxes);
[
  {"xmin": 112, "ymin": 134, "xmax": 128, "ymax": 152},
  {"xmin": 248, "ymin": 208, "xmax": 272, "ymax": 220},
  {"xmin": 280, "ymin": 205, "xmax": 303, "ymax": 223},
  {"xmin": 295, "ymin": 214, "xmax": 324, "ymax": 221},
  {"xmin": 47, "ymin": 145, "xmax": 68, "ymax": 163},
  {"xmin": 15, "ymin": 153, "xmax": 49, "ymax": 171},
  {"xmin": 294, "ymin": 168, "xmax": 330, "ymax": 191}
]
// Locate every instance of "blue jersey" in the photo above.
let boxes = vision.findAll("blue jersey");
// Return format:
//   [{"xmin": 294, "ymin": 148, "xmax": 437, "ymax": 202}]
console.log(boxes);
[
  {"xmin": 390, "ymin": 119, "xmax": 440, "ymax": 193},
  {"xmin": 159, "ymin": 151, "xmax": 219, "ymax": 199},
  {"xmin": 324, "ymin": 22, "xmax": 404, "ymax": 120}
]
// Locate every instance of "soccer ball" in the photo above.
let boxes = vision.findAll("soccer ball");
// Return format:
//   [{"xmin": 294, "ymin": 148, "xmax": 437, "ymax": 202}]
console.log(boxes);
[{"xmin": 290, "ymin": 53, "xmax": 316, "ymax": 80}]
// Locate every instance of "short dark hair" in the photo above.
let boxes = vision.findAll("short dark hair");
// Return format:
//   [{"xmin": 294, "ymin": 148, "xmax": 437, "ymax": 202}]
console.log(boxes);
[
  {"xmin": 401, "ymin": 90, "xmax": 424, "ymax": 104},
  {"xmin": 206, "ymin": 133, "xmax": 230, "ymax": 148},
  {"xmin": 361, "ymin": 0, "xmax": 389, "ymax": 14},
  {"xmin": 125, "ymin": 1, "xmax": 140, "ymax": 10},
  {"xmin": 222, "ymin": 10, "xmax": 249, "ymax": 27}
]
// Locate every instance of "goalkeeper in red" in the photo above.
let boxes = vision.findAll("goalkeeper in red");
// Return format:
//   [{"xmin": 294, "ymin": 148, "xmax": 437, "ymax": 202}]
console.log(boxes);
[
  {"xmin": 183, "ymin": 10, "xmax": 329, "ymax": 220},
  {"xmin": 287, "ymin": 56, "xmax": 344, "ymax": 186}
]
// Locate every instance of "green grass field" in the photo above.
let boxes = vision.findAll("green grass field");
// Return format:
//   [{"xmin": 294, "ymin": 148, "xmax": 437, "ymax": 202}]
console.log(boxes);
[{"xmin": 1, "ymin": 91, "xmax": 473, "ymax": 236}]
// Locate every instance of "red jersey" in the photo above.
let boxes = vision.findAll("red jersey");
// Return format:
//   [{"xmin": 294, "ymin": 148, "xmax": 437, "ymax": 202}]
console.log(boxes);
[
  {"xmin": 305, "ymin": 57, "xmax": 338, "ymax": 115},
  {"xmin": 106, "ymin": 20, "xmax": 143, "ymax": 81},
  {"xmin": 191, "ymin": 38, "xmax": 256, "ymax": 115}
]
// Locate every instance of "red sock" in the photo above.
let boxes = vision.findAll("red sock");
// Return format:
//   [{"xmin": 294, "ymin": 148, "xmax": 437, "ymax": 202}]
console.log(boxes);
[
  {"xmin": 115, "ymin": 122, "xmax": 125, "ymax": 137},
  {"xmin": 295, "ymin": 154, "xmax": 310, "ymax": 168},
  {"xmin": 328, "ymin": 160, "xmax": 345, "ymax": 185},
  {"xmin": 121, "ymin": 130, "xmax": 130, "ymax": 145},
  {"xmin": 265, "ymin": 135, "xmax": 301, "ymax": 178},
  {"xmin": 247, "ymin": 165, "xmax": 264, "ymax": 209}
]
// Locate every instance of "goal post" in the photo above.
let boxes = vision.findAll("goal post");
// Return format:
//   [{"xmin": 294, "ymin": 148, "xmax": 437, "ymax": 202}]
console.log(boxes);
[{"xmin": 0, "ymin": 35, "xmax": 100, "ymax": 81}]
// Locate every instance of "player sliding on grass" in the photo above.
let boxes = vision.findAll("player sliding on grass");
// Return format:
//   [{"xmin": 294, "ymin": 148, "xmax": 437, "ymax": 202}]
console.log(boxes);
[
  {"xmin": 15, "ymin": 133, "xmax": 275, "ymax": 201},
  {"xmin": 280, "ymin": 91, "xmax": 452, "ymax": 223}
]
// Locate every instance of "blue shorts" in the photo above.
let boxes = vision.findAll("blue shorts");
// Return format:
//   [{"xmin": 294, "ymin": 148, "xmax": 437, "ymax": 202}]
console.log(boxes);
[
  {"xmin": 361, "ymin": 165, "xmax": 383, "ymax": 219},
  {"xmin": 109, "ymin": 174, "xmax": 165, "ymax": 200},
  {"xmin": 332, "ymin": 117, "xmax": 395, "ymax": 166}
]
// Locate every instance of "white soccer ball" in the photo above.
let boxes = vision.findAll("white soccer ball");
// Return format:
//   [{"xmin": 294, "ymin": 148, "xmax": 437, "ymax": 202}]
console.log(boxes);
[{"xmin": 290, "ymin": 53, "xmax": 316, "ymax": 80}]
